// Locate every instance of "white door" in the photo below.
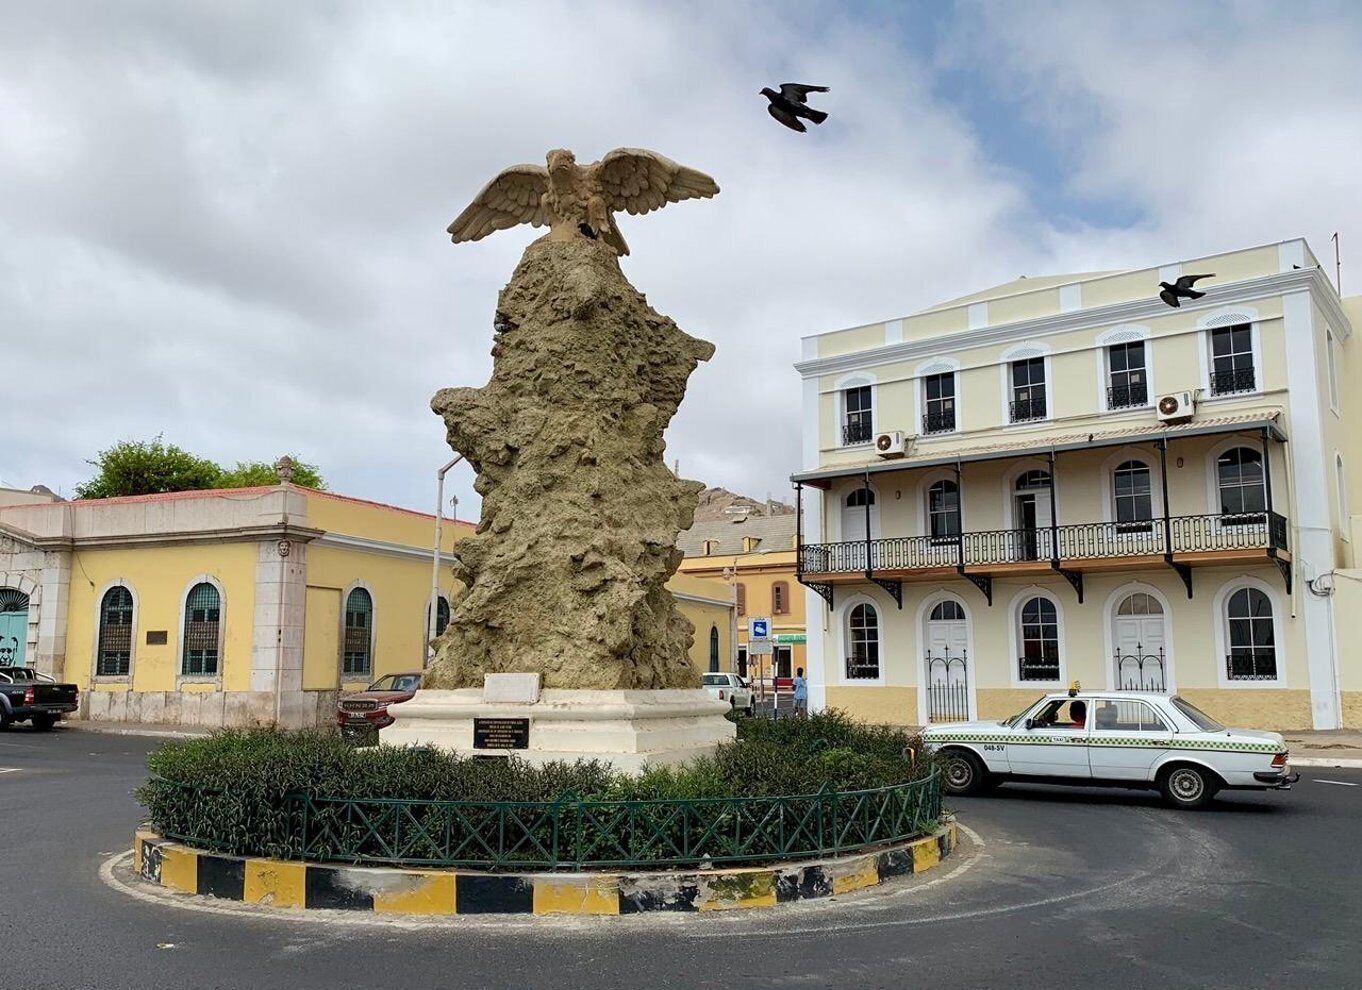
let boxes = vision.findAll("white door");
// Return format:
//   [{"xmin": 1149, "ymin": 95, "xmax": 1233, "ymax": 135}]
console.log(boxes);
[
  {"xmin": 841, "ymin": 488, "xmax": 879, "ymax": 569},
  {"xmin": 1113, "ymin": 593, "xmax": 1166, "ymax": 690},
  {"xmin": 924, "ymin": 601, "xmax": 970, "ymax": 722},
  {"xmin": 1088, "ymin": 698, "xmax": 1173, "ymax": 780}
]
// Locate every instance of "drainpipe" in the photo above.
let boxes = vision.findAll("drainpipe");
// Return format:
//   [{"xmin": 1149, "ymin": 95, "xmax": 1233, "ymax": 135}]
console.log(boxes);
[{"xmin": 427, "ymin": 456, "xmax": 465, "ymax": 667}]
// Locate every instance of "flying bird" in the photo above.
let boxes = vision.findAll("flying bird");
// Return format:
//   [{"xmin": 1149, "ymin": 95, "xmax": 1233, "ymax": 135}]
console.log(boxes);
[
  {"xmin": 447, "ymin": 148, "xmax": 719, "ymax": 257},
  {"xmin": 1158, "ymin": 273, "xmax": 1214, "ymax": 308},
  {"xmin": 761, "ymin": 83, "xmax": 830, "ymax": 133}
]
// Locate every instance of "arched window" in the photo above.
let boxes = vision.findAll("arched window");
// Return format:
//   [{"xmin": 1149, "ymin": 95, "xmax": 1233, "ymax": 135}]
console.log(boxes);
[
  {"xmin": 845, "ymin": 487, "xmax": 875, "ymax": 509},
  {"xmin": 1018, "ymin": 596, "xmax": 1059, "ymax": 681},
  {"xmin": 1015, "ymin": 469, "xmax": 1052, "ymax": 492},
  {"xmin": 930, "ymin": 600, "xmax": 965, "ymax": 622},
  {"xmin": 709, "ymin": 625, "xmax": 720, "ymax": 673},
  {"xmin": 735, "ymin": 583, "xmax": 747, "ymax": 616},
  {"xmin": 927, "ymin": 479, "xmax": 961, "ymax": 540},
  {"xmin": 1217, "ymin": 447, "xmax": 1266, "ymax": 519},
  {"xmin": 343, "ymin": 588, "xmax": 373, "ymax": 677},
  {"xmin": 1116, "ymin": 592, "xmax": 1162, "ymax": 616},
  {"xmin": 97, "ymin": 586, "xmax": 134, "ymax": 677},
  {"xmin": 1113, "ymin": 460, "xmax": 1153, "ymax": 527},
  {"xmin": 1226, "ymin": 587, "xmax": 1276, "ymax": 680},
  {"xmin": 846, "ymin": 603, "xmax": 880, "ymax": 680},
  {"xmin": 771, "ymin": 581, "xmax": 789, "ymax": 615},
  {"xmin": 182, "ymin": 582, "xmax": 221, "ymax": 676},
  {"xmin": 426, "ymin": 596, "xmax": 451, "ymax": 639}
]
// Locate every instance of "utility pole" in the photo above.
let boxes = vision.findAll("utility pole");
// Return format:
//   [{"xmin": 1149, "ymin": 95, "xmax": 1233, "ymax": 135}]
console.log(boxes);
[
  {"xmin": 427, "ymin": 456, "xmax": 465, "ymax": 667},
  {"xmin": 1332, "ymin": 232, "xmax": 1342, "ymax": 294}
]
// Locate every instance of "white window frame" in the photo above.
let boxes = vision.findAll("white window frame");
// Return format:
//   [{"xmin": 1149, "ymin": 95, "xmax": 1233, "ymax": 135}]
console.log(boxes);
[
  {"xmin": 914, "ymin": 357, "xmax": 961, "ymax": 437},
  {"xmin": 1002, "ymin": 460, "xmax": 1059, "ymax": 531},
  {"xmin": 1205, "ymin": 438, "xmax": 1268, "ymax": 520},
  {"xmin": 1008, "ymin": 588, "xmax": 1066, "ymax": 689},
  {"xmin": 1098, "ymin": 448, "xmax": 1164, "ymax": 526},
  {"xmin": 838, "ymin": 480, "xmax": 881, "ymax": 542},
  {"xmin": 999, "ymin": 343, "xmax": 1053, "ymax": 427},
  {"xmin": 1197, "ymin": 308, "xmax": 1263, "ymax": 400},
  {"xmin": 91, "ymin": 579, "xmax": 138, "ymax": 684},
  {"xmin": 837, "ymin": 593, "xmax": 885, "ymax": 685},
  {"xmin": 1213, "ymin": 576, "xmax": 1285, "ymax": 688},
  {"xmin": 1094, "ymin": 325, "xmax": 1153, "ymax": 414},
  {"xmin": 175, "ymin": 574, "xmax": 226, "ymax": 687},
  {"xmin": 835, "ymin": 372, "xmax": 877, "ymax": 449}
]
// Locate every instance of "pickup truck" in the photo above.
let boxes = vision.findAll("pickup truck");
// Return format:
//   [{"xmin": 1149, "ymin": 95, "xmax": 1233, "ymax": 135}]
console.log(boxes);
[
  {"xmin": 702, "ymin": 672, "xmax": 755, "ymax": 716},
  {"xmin": 0, "ymin": 666, "xmax": 79, "ymax": 731}
]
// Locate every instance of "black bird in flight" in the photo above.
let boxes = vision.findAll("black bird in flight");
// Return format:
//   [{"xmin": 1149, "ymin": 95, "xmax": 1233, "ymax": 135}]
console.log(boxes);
[
  {"xmin": 1158, "ymin": 273, "xmax": 1214, "ymax": 308},
  {"xmin": 761, "ymin": 83, "xmax": 830, "ymax": 133}
]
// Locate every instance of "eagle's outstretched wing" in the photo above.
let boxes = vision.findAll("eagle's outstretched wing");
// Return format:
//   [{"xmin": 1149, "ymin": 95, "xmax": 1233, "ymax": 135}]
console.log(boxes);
[
  {"xmin": 447, "ymin": 164, "xmax": 550, "ymax": 243},
  {"xmin": 594, "ymin": 149, "xmax": 720, "ymax": 219}
]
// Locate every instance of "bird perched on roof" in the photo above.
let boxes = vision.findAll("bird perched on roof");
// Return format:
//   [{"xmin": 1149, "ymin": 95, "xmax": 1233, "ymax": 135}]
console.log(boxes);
[
  {"xmin": 760, "ymin": 83, "xmax": 830, "ymax": 132},
  {"xmin": 1158, "ymin": 273, "xmax": 1214, "ymax": 308},
  {"xmin": 447, "ymin": 148, "xmax": 719, "ymax": 257}
]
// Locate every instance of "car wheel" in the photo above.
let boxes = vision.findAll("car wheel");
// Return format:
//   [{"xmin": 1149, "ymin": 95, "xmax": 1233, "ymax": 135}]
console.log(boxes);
[
  {"xmin": 31, "ymin": 714, "xmax": 58, "ymax": 732},
  {"xmin": 941, "ymin": 749, "xmax": 990, "ymax": 796},
  {"xmin": 1158, "ymin": 764, "xmax": 1218, "ymax": 809}
]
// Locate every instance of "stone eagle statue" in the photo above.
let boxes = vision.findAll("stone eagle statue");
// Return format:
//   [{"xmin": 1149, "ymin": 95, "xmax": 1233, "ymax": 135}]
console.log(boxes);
[{"xmin": 448, "ymin": 148, "xmax": 719, "ymax": 256}]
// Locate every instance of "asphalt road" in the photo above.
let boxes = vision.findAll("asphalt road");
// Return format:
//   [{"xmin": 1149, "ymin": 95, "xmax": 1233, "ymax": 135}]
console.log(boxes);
[{"xmin": 4, "ymin": 726, "xmax": 1360, "ymax": 990}]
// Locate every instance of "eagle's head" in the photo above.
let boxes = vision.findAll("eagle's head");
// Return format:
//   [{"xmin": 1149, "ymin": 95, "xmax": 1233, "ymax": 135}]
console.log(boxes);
[{"xmin": 546, "ymin": 149, "xmax": 576, "ymax": 177}]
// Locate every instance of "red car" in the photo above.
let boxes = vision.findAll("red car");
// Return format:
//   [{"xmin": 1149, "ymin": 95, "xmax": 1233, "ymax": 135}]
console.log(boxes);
[{"xmin": 336, "ymin": 672, "xmax": 422, "ymax": 736}]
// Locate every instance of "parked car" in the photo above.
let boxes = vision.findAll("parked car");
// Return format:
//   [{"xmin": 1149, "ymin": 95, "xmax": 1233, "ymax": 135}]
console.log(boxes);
[
  {"xmin": 336, "ymin": 672, "xmax": 422, "ymax": 738},
  {"xmin": 0, "ymin": 666, "xmax": 79, "ymax": 731},
  {"xmin": 922, "ymin": 689, "xmax": 1297, "ymax": 809},
  {"xmin": 702, "ymin": 672, "xmax": 754, "ymax": 715}
]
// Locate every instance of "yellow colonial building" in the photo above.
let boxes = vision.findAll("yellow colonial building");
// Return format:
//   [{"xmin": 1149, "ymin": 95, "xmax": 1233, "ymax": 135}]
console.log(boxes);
[
  {"xmin": 794, "ymin": 238, "xmax": 1361, "ymax": 731},
  {"xmin": 0, "ymin": 482, "xmax": 733, "ymax": 727}
]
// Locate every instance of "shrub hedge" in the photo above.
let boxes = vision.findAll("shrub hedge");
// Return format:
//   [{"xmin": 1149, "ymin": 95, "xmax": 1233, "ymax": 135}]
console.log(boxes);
[{"xmin": 138, "ymin": 711, "xmax": 936, "ymax": 868}]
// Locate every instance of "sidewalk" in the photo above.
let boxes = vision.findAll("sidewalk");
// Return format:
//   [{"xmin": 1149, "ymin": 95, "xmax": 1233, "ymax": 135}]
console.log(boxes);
[
  {"xmin": 59, "ymin": 719, "xmax": 214, "ymax": 740},
  {"xmin": 1282, "ymin": 730, "xmax": 1362, "ymax": 768}
]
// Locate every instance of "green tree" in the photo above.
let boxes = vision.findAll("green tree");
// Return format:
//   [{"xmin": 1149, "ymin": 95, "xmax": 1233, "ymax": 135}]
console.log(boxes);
[
  {"xmin": 218, "ymin": 457, "xmax": 326, "ymax": 490},
  {"xmin": 77, "ymin": 440, "xmax": 328, "ymax": 498},
  {"xmin": 75, "ymin": 438, "xmax": 223, "ymax": 499}
]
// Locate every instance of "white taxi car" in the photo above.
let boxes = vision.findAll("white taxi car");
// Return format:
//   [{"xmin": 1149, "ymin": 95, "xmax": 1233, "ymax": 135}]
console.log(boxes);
[
  {"xmin": 702, "ymin": 672, "xmax": 755, "ymax": 715},
  {"xmin": 922, "ymin": 690, "xmax": 1296, "ymax": 809}
]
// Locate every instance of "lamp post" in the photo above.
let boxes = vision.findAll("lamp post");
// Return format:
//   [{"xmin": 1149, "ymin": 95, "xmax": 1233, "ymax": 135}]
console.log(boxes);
[{"xmin": 427, "ymin": 456, "xmax": 464, "ymax": 667}]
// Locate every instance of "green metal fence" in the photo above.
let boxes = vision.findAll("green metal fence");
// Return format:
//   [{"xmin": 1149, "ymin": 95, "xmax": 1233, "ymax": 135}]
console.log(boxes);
[{"xmin": 150, "ymin": 772, "xmax": 942, "ymax": 871}]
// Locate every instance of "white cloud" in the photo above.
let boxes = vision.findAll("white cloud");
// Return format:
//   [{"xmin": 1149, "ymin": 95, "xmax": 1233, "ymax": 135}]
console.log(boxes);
[{"xmin": 2, "ymin": 1, "xmax": 1357, "ymax": 517}]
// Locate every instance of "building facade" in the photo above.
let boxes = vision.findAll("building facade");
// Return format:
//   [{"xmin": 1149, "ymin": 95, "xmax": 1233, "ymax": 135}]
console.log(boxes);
[
  {"xmin": 678, "ymin": 504, "xmax": 805, "ymax": 685},
  {"xmin": 0, "ymin": 483, "xmax": 734, "ymax": 727},
  {"xmin": 793, "ymin": 238, "xmax": 1360, "ymax": 731}
]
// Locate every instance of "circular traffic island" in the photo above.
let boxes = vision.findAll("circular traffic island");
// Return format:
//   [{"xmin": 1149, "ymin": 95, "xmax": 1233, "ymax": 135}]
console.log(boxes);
[{"xmin": 132, "ymin": 712, "xmax": 956, "ymax": 916}]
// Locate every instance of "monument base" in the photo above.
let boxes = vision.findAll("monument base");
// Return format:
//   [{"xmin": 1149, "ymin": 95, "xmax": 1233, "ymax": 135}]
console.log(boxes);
[{"xmin": 379, "ymin": 687, "xmax": 736, "ymax": 773}]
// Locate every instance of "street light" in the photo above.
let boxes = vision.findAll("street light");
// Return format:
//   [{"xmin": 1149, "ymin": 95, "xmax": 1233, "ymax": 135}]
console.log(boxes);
[{"xmin": 427, "ymin": 455, "xmax": 465, "ymax": 667}]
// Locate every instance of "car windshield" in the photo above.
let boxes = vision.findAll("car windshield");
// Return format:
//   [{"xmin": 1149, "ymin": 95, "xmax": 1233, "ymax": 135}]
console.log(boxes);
[
  {"xmin": 1171, "ymin": 696, "xmax": 1224, "ymax": 732},
  {"xmin": 367, "ymin": 674, "xmax": 420, "ymax": 692},
  {"xmin": 702, "ymin": 674, "xmax": 730, "ymax": 686},
  {"xmin": 1000, "ymin": 698, "xmax": 1042, "ymax": 727}
]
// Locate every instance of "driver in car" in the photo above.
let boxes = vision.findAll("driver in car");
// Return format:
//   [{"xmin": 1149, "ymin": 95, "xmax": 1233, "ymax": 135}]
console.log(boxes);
[{"xmin": 1067, "ymin": 700, "xmax": 1087, "ymax": 728}]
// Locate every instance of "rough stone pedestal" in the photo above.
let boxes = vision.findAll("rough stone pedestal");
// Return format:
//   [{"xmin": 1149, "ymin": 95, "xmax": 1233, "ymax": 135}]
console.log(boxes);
[{"xmin": 380, "ymin": 687, "xmax": 735, "ymax": 772}]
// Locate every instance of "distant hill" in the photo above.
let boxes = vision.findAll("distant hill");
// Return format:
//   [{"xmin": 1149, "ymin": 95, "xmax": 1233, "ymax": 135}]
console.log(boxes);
[{"xmin": 692, "ymin": 487, "xmax": 795, "ymax": 523}]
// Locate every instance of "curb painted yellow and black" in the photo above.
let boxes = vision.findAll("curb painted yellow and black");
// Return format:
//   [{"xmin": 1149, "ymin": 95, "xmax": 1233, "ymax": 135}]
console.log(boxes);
[{"xmin": 133, "ymin": 821, "xmax": 958, "ymax": 916}]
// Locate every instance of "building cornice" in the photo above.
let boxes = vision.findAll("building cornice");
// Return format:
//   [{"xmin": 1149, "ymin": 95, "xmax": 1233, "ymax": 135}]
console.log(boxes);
[
  {"xmin": 59, "ymin": 524, "xmax": 325, "ymax": 551},
  {"xmin": 795, "ymin": 267, "xmax": 1348, "ymax": 379},
  {"xmin": 313, "ymin": 531, "xmax": 452, "ymax": 562}
]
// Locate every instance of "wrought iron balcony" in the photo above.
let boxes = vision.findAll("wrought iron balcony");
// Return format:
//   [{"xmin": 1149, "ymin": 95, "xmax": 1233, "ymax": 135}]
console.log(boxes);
[
  {"xmin": 841, "ymin": 419, "xmax": 874, "ymax": 446},
  {"xmin": 921, "ymin": 409, "xmax": 956, "ymax": 434},
  {"xmin": 796, "ymin": 512, "xmax": 1289, "ymax": 577},
  {"xmin": 1008, "ymin": 397, "xmax": 1046, "ymax": 423},
  {"xmin": 1210, "ymin": 366, "xmax": 1256, "ymax": 396},
  {"xmin": 1106, "ymin": 382, "xmax": 1148, "ymax": 409},
  {"xmin": 1018, "ymin": 655, "xmax": 1060, "ymax": 682}
]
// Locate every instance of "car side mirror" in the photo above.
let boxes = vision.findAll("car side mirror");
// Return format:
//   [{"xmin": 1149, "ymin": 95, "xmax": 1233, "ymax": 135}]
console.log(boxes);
[{"xmin": 1024, "ymin": 717, "xmax": 1036, "ymax": 730}]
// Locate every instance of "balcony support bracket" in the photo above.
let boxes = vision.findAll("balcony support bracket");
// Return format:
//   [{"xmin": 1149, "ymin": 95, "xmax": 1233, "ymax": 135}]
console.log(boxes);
[
  {"xmin": 1268, "ymin": 550, "xmax": 1292, "ymax": 595},
  {"xmin": 1165, "ymin": 556, "xmax": 1193, "ymax": 599},
  {"xmin": 869, "ymin": 577, "xmax": 903, "ymax": 609},
  {"xmin": 799, "ymin": 579, "xmax": 835, "ymax": 610},
  {"xmin": 957, "ymin": 567, "xmax": 993, "ymax": 607},
  {"xmin": 1052, "ymin": 564, "xmax": 1084, "ymax": 603}
]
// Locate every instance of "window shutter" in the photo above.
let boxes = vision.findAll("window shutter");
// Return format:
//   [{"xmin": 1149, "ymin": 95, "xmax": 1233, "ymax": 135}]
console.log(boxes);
[{"xmin": 736, "ymin": 583, "xmax": 747, "ymax": 615}]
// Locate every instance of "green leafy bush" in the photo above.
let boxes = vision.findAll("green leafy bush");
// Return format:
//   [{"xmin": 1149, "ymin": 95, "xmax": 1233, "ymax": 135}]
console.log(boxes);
[{"xmin": 138, "ymin": 711, "xmax": 937, "ymax": 868}]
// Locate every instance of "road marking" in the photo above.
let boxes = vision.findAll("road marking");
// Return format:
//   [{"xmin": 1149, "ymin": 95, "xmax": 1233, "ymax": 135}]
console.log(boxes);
[
  {"xmin": 1311, "ymin": 779, "xmax": 1359, "ymax": 787},
  {"xmin": 0, "ymin": 768, "xmax": 20, "ymax": 775}
]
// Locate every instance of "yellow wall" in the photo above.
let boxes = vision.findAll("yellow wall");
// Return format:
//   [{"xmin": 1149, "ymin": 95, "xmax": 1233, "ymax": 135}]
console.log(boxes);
[
  {"xmin": 64, "ymin": 542, "xmax": 258, "ymax": 693},
  {"xmin": 678, "ymin": 550, "xmax": 807, "ymax": 677}
]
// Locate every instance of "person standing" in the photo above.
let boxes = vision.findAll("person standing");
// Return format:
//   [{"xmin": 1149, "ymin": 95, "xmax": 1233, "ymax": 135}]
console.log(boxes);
[{"xmin": 792, "ymin": 667, "xmax": 808, "ymax": 718}]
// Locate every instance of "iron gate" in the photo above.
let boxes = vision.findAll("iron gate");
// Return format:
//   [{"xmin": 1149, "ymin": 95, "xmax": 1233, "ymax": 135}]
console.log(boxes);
[
  {"xmin": 925, "ymin": 651, "xmax": 969, "ymax": 723},
  {"xmin": 1114, "ymin": 649, "xmax": 1166, "ymax": 691}
]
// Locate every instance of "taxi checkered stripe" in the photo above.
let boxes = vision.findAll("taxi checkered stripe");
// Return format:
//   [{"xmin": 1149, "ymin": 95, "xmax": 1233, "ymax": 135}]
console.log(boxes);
[{"xmin": 928, "ymin": 733, "xmax": 1280, "ymax": 753}]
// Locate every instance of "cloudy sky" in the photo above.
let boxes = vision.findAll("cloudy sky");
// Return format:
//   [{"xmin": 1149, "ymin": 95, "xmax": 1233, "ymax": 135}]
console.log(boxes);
[{"xmin": 3, "ymin": 0, "xmax": 1360, "ymax": 519}]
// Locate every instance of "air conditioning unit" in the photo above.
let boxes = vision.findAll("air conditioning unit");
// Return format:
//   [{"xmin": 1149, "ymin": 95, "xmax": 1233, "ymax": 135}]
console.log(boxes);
[
  {"xmin": 875, "ymin": 430, "xmax": 908, "ymax": 458},
  {"xmin": 1156, "ymin": 391, "xmax": 1195, "ymax": 424}
]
